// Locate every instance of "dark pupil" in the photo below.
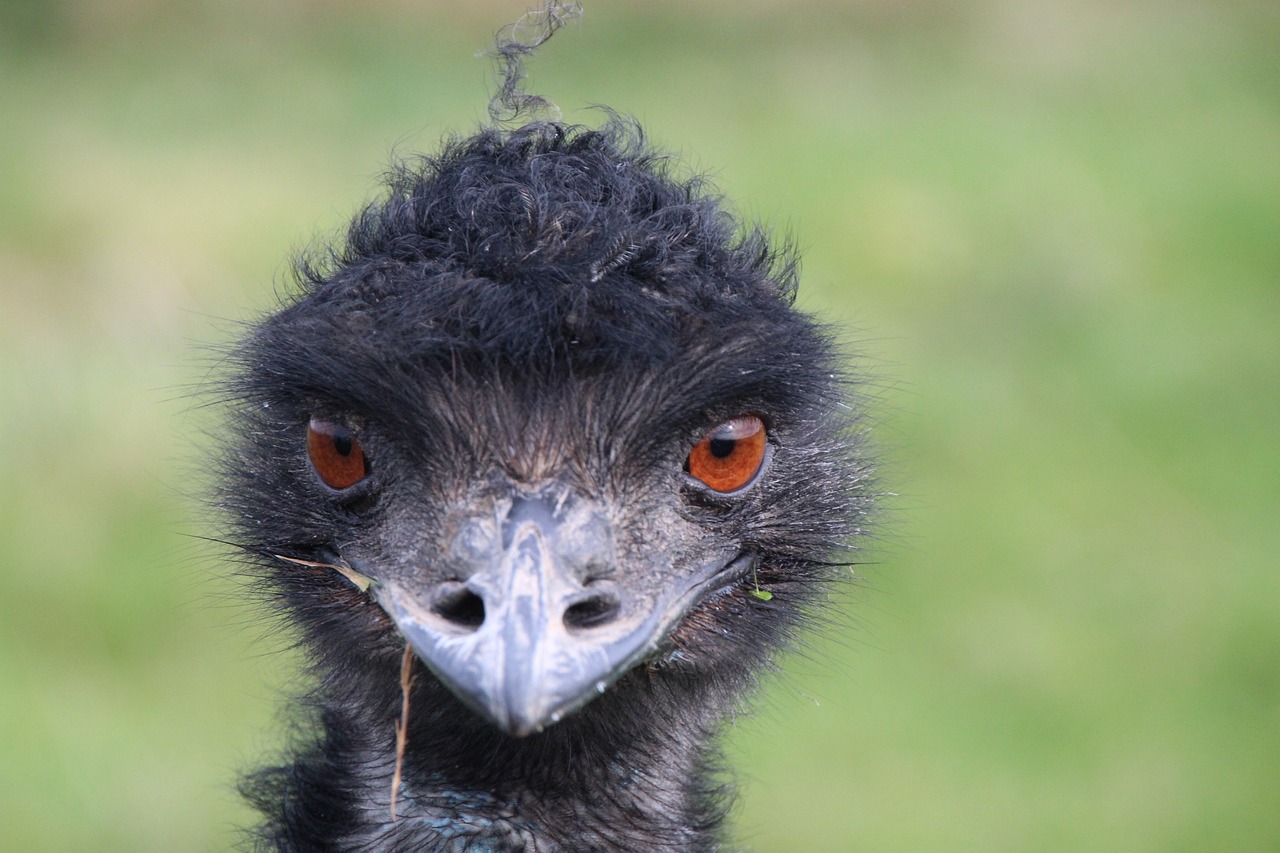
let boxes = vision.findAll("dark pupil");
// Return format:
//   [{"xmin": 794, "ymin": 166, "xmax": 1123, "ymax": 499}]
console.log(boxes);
[
  {"xmin": 708, "ymin": 437, "xmax": 736, "ymax": 459},
  {"xmin": 331, "ymin": 431, "xmax": 353, "ymax": 457}
]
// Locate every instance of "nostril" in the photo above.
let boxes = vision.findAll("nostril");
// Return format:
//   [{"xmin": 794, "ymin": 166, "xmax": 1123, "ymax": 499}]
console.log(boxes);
[
  {"xmin": 563, "ymin": 592, "xmax": 620, "ymax": 631},
  {"xmin": 431, "ymin": 582, "xmax": 485, "ymax": 631}
]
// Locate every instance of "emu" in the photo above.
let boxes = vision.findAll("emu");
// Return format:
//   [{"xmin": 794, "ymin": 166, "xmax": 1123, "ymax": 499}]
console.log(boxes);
[{"xmin": 217, "ymin": 117, "xmax": 871, "ymax": 850}]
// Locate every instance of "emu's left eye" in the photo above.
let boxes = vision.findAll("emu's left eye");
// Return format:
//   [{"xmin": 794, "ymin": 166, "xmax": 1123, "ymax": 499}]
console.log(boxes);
[
  {"xmin": 307, "ymin": 418, "xmax": 368, "ymax": 490},
  {"xmin": 686, "ymin": 415, "xmax": 767, "ymax": 493}
]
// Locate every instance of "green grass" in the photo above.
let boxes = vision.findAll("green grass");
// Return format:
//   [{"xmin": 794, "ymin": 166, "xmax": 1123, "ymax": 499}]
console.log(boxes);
[{"xmin": 2, "ymin": 1, "xmax": 1277, "ymax": 849}]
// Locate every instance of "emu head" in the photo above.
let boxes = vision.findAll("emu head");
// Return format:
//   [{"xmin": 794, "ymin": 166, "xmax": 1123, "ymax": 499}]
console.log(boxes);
[{"xmin": 221, "ymin": 122, "xmax": 867, "ymax": 736}]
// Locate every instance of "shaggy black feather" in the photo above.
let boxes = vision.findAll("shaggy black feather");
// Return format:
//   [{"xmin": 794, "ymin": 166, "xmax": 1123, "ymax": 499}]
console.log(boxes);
[
  {"xmin": 218, "ymin": 118, "xmax": 873, "ymax": 851},
  {"xmin": 487, "ymin": 1, "xmax": 583, "ymax": 124}
]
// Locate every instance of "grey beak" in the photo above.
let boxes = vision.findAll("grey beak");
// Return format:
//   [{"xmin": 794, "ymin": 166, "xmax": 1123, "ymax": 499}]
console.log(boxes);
[{"xmin": 373, "ymin": 490, "xmax": 747, "ymax": 736}]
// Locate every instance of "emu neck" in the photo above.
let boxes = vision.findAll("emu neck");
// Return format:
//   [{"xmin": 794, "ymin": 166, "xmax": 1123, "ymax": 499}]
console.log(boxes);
[
  {"xmin": 271, "ymin": 668, "xmax": 733, "ymax": 852},
  {"xmin": 396, "ymin": 722, "xmax": 718, "ymax": 850}
]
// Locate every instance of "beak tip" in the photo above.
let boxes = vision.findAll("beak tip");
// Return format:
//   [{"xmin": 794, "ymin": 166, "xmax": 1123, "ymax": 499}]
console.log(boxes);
[
  {"xmin": 505, "ymin": 720, "xmax": 544, "ymax": 738},
  {"xmin": 483, "ymin": 702, "xmax": 558, "ymax": 738},
  {"xmin": 497, "ymin": 687, "xmax": 578, "ymax": 737}
]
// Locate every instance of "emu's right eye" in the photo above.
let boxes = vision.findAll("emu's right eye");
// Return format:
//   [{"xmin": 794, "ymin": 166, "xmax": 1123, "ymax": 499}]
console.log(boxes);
[
  {"xmin": 686, "ymin": 415, "xmax": 767, "ymax": 493},
  {"xmin": 307, "ymin": 418, "xmax": 368, "ymax": 490}
]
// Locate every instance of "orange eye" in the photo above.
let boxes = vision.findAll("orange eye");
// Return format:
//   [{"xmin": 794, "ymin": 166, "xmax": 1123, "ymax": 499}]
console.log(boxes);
[
  {"xmin": 687, "ymin": 415, "xmax": 767, "ymax": 493},
  {"xmin": 307, "ymin": 418, "xmax": 368, "ymax": 490}
]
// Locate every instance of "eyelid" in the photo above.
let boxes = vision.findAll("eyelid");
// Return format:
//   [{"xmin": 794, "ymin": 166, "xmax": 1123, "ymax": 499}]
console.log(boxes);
[{"xmin": 709, "ymin": 416, "xmax": 764, "ymax": 442}]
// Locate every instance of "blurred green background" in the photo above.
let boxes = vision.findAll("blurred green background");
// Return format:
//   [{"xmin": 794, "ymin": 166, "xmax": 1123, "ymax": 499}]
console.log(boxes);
[{"xmin": 2, "ymin": 1, "xmax": 1277, "ymax": 849}]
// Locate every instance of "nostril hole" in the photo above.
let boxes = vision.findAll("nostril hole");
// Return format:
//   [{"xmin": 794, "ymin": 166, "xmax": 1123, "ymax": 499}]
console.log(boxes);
[
  {"xmin": 564, "ymin": 593, "xmax": 620, "ymax": 631},
  {"xmin": 431, "ymin": 583, "xmax": 485, "ymax": 631}
]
